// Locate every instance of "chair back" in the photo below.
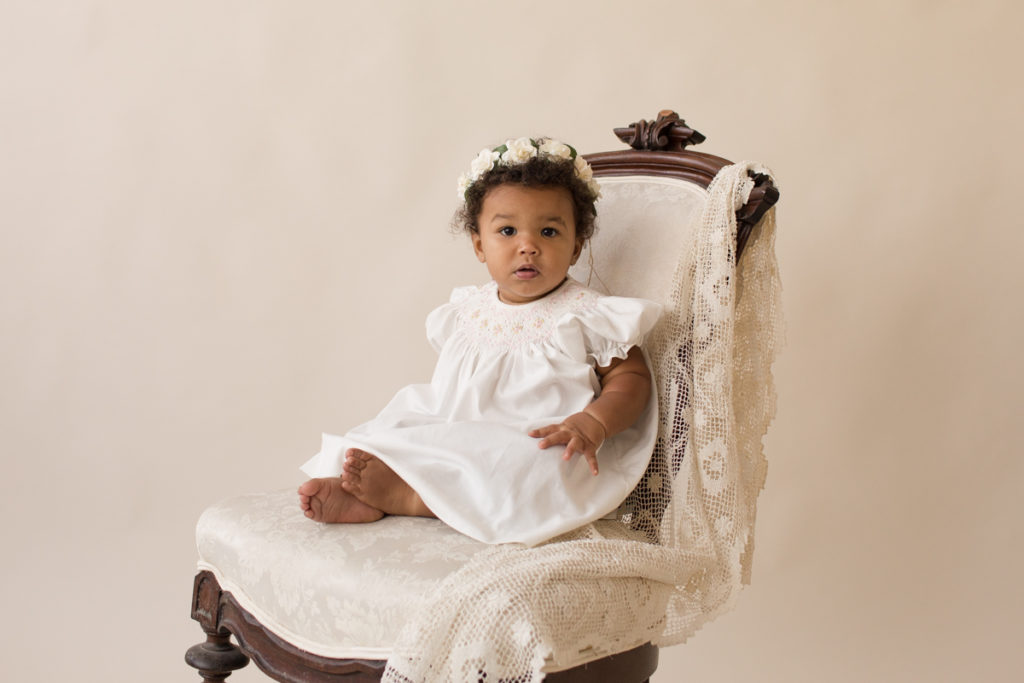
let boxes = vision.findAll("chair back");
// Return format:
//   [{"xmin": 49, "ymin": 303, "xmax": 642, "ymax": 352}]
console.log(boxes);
[
  {"xmin": 569, "ymin": 175, "xmax": 706, "ymax": 308},
  {"xmin": 573, "ymin": 110, "xmax": 777, "ymax": 301}
]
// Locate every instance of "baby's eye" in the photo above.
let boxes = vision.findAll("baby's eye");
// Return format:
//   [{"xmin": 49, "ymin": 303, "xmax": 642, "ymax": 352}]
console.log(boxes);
[
  {"xmin": 541, "ymin": 227, "xmax": 559, "ymax": 237},
  {"xmin": 499, "ymin": 226, "xmax": 516, "ymax": 236}
]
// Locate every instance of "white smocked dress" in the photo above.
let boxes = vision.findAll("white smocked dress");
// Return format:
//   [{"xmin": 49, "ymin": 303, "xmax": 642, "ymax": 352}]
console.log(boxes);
[{"xmin": 301, "ymin": 278, "xmax": 662, "ymax": 546}]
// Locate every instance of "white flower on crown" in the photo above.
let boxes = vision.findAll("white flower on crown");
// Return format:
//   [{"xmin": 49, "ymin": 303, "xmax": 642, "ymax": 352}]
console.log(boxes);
[
  {"xmin": 470, "ymin": 148, "xmax": 500, "ymax": 178},
  {"xmin": 456, "ymin": 173, "xmax": 471, "ymax": 199},
  {"xmin": 573, "ymin": 154, "xmax": 594, "ymax": 182},
  {"xmin": 571, "ymin": 154, "xmax": 602, "ymax": 198},
  {"xmin": 538, "ymin": 138, "xmax": 572, "ymax": 160},
  {"xmin": 501, "ymin": 137, "xmax": 538, "ymax": 164}
]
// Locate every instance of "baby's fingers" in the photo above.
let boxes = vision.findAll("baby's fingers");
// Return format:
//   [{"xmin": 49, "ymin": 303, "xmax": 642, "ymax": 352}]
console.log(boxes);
[
  {"xmin": 561, "ymin": 439, "xmax": 599, "ymax": 476},
  {"xmin": 532, "ymin": 425, "xmax": 571, "ymax": 449},
  {"xmin": 561, "ymin": 440, "xmax": 598, "ymax": 473},
  {"xmin": 560, "ymin": 437, "xmax": 580, "ymax": 461},
  {"xmin": 529, "ymin": 424, "xmax": 561, "ymax": 440}
]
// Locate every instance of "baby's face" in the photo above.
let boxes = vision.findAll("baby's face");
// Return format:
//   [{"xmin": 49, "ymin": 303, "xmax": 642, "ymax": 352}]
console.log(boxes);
[{"xmin": 472, "ymin": 184, "xmax": 582, "ymax": 305}]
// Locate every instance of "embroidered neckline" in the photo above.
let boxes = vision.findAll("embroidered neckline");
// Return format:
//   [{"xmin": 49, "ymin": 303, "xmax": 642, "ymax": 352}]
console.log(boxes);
[
  {"xmin": 458, "ymin": 279, "xmax": 599, "ymax": 352},
  {"xmin": 491, "ymin": 277, "xmax": 572, "ymax": 309}
]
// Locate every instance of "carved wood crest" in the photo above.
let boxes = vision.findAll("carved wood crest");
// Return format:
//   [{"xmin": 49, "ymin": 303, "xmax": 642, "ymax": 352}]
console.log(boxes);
[{"xmin": 614, "ymin": 109, "xmax": 706, "ymax": 152}]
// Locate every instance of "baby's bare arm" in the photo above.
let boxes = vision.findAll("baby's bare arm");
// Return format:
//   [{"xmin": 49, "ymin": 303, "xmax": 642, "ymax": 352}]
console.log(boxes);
[
  {"xmin": 584, "ymin": 347, "xmax": 652, "ymax": 439},
  {"xmin": 529, "ymin": 347, "xmax": 652, "ymax": 475}
]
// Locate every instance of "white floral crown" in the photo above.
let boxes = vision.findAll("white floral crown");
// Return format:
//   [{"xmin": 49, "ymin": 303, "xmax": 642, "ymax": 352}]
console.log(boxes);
[{"xmin": 456, "ymin": 137, "xmax": 602, "ymax": 201}]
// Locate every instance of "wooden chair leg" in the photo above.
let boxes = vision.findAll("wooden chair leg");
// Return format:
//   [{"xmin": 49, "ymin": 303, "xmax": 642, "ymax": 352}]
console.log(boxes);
[
  {"xmin": 185, "ymin": 634, "xmax": 248, "ymax": 679},
  {"xmin": 186, "ymin": 631, "xmax": 250, "ymax": 682},
  {"xmin": 187, "ymin": 572, "xmax": 249, "ymax": 681}
]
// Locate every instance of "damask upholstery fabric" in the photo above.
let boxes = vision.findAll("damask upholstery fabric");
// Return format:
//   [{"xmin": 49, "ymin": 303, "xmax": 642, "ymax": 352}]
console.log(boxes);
[
  {"xmin": 196, "ymin": 489, "xmax": 489, "ymax": 659},
  {"xmin": 570, "ymin": 176, "xmax": 705, "ymax": 306}
]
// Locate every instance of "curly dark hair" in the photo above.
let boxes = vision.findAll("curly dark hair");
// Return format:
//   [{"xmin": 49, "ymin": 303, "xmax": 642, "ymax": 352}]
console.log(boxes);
[{"xmin": 452, "ymin": 154, "xmax": 598, "ymax": 241}]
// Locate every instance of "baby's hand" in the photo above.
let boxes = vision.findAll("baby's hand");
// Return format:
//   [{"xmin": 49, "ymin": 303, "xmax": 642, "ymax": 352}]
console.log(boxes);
[{"xmin": 529, "ymin": 412, "xmax": 608, "ymax": 475}]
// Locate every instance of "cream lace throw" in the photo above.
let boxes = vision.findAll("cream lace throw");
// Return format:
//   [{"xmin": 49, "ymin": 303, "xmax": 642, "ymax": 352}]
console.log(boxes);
[{"xmin": 383, "ymin": 162, "xmax": 782, "ymax": 683}]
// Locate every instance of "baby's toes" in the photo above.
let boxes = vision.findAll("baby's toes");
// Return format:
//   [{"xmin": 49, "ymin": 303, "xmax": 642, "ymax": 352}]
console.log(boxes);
[
  {"xmin": 305, "ymin": 497, "xmax": 322, "ymax": 520},
  {"xmin": 352, "ymin": 448, "xmax": 376, "ymax": 463},
  {"xmin": 297, "ymin": 479, "xmax": 321, "ymax": 497}
]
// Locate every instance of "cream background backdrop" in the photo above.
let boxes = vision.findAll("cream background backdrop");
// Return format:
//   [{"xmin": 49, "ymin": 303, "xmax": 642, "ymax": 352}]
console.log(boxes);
[{"xmin": 2, "ymin": 1, "xmax": 1021, "ymax": 680}]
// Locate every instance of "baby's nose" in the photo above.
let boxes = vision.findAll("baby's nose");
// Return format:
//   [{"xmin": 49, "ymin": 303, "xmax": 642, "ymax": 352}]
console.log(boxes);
[{"xmin": 518, "ymin": 240, "xmax": 538, "ymax": 254}]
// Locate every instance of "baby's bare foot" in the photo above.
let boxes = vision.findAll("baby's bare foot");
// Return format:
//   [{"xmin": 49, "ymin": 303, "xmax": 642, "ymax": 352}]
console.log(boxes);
[
  {"xmin": 341, "ymin": 449, "xmax": 434, "ymax": 518},
  {"xmin": 297, "ymin": 477, "xmax": 384, "ymax": 523}
]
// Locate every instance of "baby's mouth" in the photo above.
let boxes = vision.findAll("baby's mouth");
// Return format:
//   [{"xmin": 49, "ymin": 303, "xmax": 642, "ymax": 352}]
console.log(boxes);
[{"xmin": 514, "ymin": 265, "xmax": 539, "ymax": 280}]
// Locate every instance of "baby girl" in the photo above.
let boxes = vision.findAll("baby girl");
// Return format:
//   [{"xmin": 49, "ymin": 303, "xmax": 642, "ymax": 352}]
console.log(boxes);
[{"xmin": 298, "ymin": 137, "xmax": 662, "ymax": 545}]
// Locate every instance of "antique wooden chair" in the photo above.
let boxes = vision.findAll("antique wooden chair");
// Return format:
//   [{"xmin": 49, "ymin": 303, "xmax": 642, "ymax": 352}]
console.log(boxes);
[{"xmin": 186, "ymin": 109, "xmax": 779, "ymax": 683}]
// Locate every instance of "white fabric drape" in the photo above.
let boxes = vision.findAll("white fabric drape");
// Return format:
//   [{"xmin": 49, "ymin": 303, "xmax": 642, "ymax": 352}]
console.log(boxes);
[{"xmin": 381, "ymin": 162, "xmax": 783, "ymax": 682}]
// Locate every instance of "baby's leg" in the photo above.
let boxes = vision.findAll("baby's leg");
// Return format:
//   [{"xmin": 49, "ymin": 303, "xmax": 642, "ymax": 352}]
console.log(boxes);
[
  {"xmin": 341, "ymin": 449, "xmax": 434, "ymax": 518},
  {"xmin": 297, "ymin": 477, "xmax": 384, "ymax": 523}
]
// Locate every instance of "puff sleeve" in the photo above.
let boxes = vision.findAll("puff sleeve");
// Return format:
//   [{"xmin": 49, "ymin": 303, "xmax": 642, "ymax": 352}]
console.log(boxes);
[
  {"xmin": 568, "ymin": 295, "xmax": 663, "ymax": 367},
  {"xmin": 424, "ymin": 285, "xmax": 475, "ymax": 352}
]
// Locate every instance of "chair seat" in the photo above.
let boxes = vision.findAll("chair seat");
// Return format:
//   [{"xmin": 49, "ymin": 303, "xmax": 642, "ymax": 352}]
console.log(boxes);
[
  {"xmin": 197, "ymin": 489, "xmax": 656, "ymax": 676},
  {"xmin": 196, "ymin": 489, "xmax": 491, "ymax": 660}
]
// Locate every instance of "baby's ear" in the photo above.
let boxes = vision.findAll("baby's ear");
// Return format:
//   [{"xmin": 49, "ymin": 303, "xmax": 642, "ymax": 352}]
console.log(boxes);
[
  {"xmin": 471, "ymin": 232, "xmax": 486, "ymax": 262},
  {"xmin": 570, "ymin": 237, "xmax": 584, "ymax": 265}
]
